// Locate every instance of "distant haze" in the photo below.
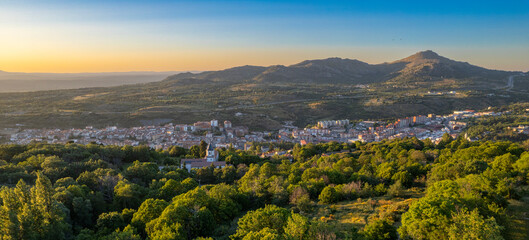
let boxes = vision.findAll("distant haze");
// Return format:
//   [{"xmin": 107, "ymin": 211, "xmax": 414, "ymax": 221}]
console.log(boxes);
[{"xmin": 0, "ymin": 71, "xmax": 185, "ymax": 92}]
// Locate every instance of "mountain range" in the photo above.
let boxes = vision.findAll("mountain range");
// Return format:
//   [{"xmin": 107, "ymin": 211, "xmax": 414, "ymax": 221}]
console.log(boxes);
[
  {"xmin": 0, "ymin": 50, "xmax": 526, "ymax": 131},
  {"xmin": 163, "ymin": 50, "xmax": 514, "ymax": 87}
]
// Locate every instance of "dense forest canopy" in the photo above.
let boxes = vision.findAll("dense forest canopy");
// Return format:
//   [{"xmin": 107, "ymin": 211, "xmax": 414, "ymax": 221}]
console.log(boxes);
[{"xmin": 0, "ymin": 136, "xmax": 528, "ymax": 239}]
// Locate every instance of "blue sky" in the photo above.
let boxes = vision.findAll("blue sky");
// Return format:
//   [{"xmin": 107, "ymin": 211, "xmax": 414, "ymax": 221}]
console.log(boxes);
[{"xmin": 1, "ymin": 0, "xmax": 528, "ymax": 72}]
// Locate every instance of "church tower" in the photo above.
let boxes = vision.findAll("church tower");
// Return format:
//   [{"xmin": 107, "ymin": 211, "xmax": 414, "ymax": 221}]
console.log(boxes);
[{"xmin": 206, "ymin": 143, "xmax": 219, "ymax": 162}]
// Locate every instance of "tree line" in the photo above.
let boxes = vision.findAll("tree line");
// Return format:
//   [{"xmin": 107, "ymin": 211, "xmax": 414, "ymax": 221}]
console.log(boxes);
[{"xmin": 0, "ymin": 135, "xmax": 527, "ymax": 239}]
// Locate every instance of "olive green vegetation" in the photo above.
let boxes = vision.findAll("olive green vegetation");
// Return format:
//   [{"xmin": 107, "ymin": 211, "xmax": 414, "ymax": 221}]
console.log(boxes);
[
  {"xmin": 464, "ymin": 103, "xmax": 529, "ymax": 142},
  {"xmin": 0, "ymin": 52, "xmax": 525, "ymax": 131},
  {"xmin": 0, "ymin": 134, "xmax": 528, "ymax": 239},
  {"xmin": 0, "ymin": 81, "xmax": 518, "ymax": 131}
]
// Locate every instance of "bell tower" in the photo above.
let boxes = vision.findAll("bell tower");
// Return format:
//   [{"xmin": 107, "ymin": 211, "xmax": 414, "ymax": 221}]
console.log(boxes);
[{"xmin": 206, "ymin": 143, "xmax": 219, "ymax": 162}]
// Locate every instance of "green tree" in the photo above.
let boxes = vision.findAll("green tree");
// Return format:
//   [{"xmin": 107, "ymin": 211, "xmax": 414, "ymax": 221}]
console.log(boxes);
[
  {"xmin": 448, "ymin": 209, "xmax": 503, "ymax": 240},
  {"xmin": 157, "ymin": 179, "xmax": 182, "ymax": 201},
  {"xmin": 99, "ymin": 229, "xmax": 141, "ymax": 240},
  {"xmin": 398, "ymin": 181, "xmax": 461, "ymax": 240},
  {"xmin": 189, "ymin": 207, "xmax": 216, "ymax": 238},
  {"xmin": 40, "ymin": 156, "xmax": 68, "ymax": 182},
  {"xmin": 145, "ymin": 204, "xmax": 188, "ymax": 240},
  {"xmin": 113, "ymin": 180, "xmax": 146, "ymax": 209},
  {"xmin": 232, "ymin": 205, "xmax": 290, "ymax": 239},
  {"xmin": 124, "ymin": 160, "xmax": 159, "ymax": 186},
  {"xmin": 189, "ymin": 145, "xmax": 201, "ymax": 158},
  {"xmin": 0, "ymin": 173, "xmax": 71, "ymax": 240},
  {"xmin": 76, "ymin": 171, "xmax": 99, "ymax": 190},
  {"xmin": 363, "ymin": 219, "xmax": 397, "ymax": 240},
  {"xmin": 207, "ymin": 183, "xmax": 243, "ymax": 222},
  {"xmin": 72, "ymin": 197, "xmax": 93, "ymax": 228},
  {"xmin": 199, "ymin": 141, "xmax": 208, "ymax": 158},
  {"xmin": 242, "ymin": 228, "xmax": 282, "ymax": 240},
  {"xmin": 130, "ymin": 199, "xmax": 169, "ymax": 237},
  {"xmin": 513, "ymin": 152, "xmax": 529, "ymax": 175},
  {"xmin": 145, "ymin": 188, "xmax": 215, "ymax": 240},
  {"xmin": 96, "ymin": 212, "xmax": 125, "ymax": 235},
  {"xmin": 32, "ymin": 172, "xmax": 71, "ymax": 240},
  {"xmin": 284, "ymin": 213, "xmax": 310, "ymax": 240},
  {"xmin": 318, "ymin": 186, "xmax": 339, "ymax": 204},
  {"xmin": 168, "ymin": 146, "xmax": 187, "ymax": 157}
]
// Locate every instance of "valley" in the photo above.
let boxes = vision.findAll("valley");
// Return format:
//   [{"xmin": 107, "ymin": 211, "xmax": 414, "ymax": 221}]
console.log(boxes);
[{"xmin": 0, "ymin": 51, "xmax": 526, "ymax": 131}]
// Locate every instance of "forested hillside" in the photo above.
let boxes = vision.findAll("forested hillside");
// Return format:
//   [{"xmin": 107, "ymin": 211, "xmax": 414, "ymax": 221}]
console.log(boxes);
[{"xmin": 0, "ymin": 136, "xmax": 528, "ymax": 239}]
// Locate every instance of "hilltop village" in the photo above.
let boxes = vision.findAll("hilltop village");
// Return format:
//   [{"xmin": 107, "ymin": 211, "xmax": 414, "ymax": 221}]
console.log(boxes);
[{"xmin": 5, "ymin": 109, "xmax": 507, "ymax": 151}]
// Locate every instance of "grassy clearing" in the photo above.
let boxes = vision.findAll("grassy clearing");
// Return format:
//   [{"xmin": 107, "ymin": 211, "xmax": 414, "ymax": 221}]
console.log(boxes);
[{"xmin": 308, "ymin": 188, "xmax": 424, "ymax": 232}]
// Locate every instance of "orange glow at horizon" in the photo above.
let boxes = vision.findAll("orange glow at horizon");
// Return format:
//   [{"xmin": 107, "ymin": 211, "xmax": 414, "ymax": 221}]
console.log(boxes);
[
  {"xmin": 2, "ymin": 1, "xmax": 528, "ymax": 73},
  {"xmin": 2, "ymin": 47, "xmax": 528, "ymax": 73}
]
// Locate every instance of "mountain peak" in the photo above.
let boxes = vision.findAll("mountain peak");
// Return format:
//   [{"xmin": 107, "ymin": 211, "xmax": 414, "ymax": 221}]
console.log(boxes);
[
  {"xmin": 414, "ymin": 50, "xmax": 440, "ymax": 58},
  {"xmin": 399, "ymin": 50, "xmax": 447, "ymax": 62},
  {"xmin": 290, "ymin": 57, "xmax": 367, "ymax": 68}
]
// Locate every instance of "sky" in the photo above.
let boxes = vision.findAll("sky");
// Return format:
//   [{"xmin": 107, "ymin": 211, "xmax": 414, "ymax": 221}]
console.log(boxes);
[{"xmin": 1, "ymin": 0, "xmax": 528, "ymax": 73}]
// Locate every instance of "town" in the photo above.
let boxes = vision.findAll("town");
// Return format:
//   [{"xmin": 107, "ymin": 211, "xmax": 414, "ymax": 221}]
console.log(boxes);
[{"xmin": 5, "ymin": 109, "xmax": 507, "ymax": 150}]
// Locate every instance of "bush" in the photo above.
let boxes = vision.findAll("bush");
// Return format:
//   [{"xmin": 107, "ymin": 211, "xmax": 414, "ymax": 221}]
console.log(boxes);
[{"xmin": 387, "ymin": 181, "xmax": 405, "ymax": 198}]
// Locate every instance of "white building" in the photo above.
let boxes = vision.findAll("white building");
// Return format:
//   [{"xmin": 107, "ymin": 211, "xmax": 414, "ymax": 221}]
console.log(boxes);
[
  {"xmin": 181, "ymin": 143, "xmax": 224, "ymax": 171},
  {"xmin": 211, "ymin": 120, "xmax": 219, "ymax": 127},
  {"xmin": 224, "ymin": 120, "xmax": 232, "ymax": 129}
]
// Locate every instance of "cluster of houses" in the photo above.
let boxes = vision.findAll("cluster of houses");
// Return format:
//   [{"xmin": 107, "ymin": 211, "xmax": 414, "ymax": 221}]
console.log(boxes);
[
  {"xmin": 508, "ymin": 125, "xmax": 529, "ymax": 134},
  {"xmin": 7, "ymin": 119, "xmax": 266, "ymax": 151},
  {"xmin": 278, "ymin": 110, "xmax": 504, "ymax": 144},
  {"xmin": 6, "ymin": 109, "xmax": 510, "ymax": 171}
]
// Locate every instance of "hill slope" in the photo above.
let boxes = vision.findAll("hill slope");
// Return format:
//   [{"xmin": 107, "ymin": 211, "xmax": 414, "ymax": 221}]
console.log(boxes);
[{"xmin": 0, "ymin": 51, "xmax": 524, "ymax": 130}]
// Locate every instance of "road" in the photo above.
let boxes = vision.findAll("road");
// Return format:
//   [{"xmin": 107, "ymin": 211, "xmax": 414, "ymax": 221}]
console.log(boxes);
[
  {"xmin": 506, "ymin": 75, "xmax": 515, "ymax": 91},
  {"xmin": 495, "ymin": 74, "xmax": 522, "ymax": 91}
]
